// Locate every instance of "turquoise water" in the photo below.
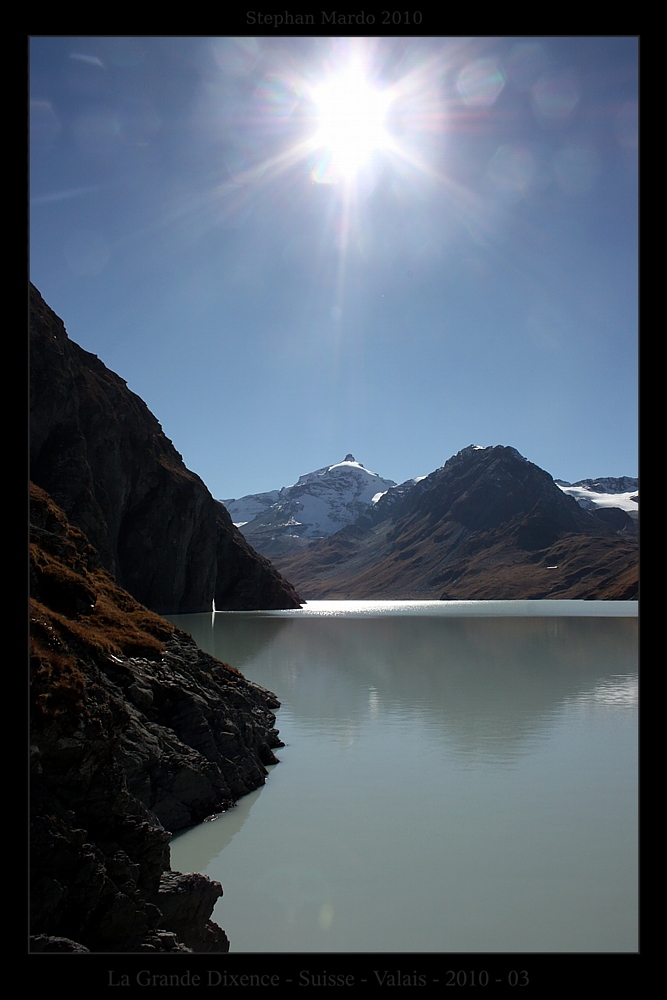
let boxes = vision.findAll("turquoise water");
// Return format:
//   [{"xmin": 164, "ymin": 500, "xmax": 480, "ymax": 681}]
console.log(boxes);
[{"xmin": 168, "ymin": 602, "xmax": 638, "ymax": 953}]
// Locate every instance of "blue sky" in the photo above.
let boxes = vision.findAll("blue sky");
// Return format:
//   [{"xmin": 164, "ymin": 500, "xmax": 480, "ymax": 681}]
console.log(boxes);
[{"xmin": 30, "ymin": 36, "xmax": 638, "ymax": 500}]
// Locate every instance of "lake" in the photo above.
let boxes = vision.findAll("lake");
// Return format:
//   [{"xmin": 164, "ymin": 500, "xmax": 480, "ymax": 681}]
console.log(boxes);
[{"xmin": 168, "ymin": 601, "xmax": 638, "ymax": 953}]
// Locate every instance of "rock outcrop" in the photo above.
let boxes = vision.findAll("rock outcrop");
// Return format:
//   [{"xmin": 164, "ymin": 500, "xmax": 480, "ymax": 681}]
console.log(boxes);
[
  {"xmin": 29, "ymin": 283, "xmax": 301, "ymax": 614},
  {"xmin": 30, "ymin": 483, "xmax": 284, "ymax": 952}
]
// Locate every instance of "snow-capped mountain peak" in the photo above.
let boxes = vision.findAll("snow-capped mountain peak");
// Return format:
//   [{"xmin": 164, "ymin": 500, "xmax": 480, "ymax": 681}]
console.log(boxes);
[
  {"xmin": 293, "ymin": 455, "xmax": 385, "ymax": 489},
  {"xmin": 221, "ymin": 453, "xmax": 639, "ymax": 562},
  {"xmin": 222, "ymin": 457, "xmax": 398, "ymax": 552}
]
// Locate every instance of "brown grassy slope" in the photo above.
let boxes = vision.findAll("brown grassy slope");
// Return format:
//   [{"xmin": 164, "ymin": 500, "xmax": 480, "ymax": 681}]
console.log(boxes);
[
  {"xmin": 272, "ymin": 520, "xmax": 638, "ymax": 601},
  {"xmin": 30, "ymin": 483, "xmax": 175, "ymax": 721},
  {"xmin": 30, "ymin": 483, "xmax": 239, "ymax": 730}
]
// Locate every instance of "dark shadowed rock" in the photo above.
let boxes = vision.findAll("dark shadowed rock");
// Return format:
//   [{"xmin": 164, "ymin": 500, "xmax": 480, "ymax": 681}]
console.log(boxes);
[
  {"xmin": 30, "ymin": 483, "xmax": 284, "ymax": 952},
  {"xmin": 589, "ymin": 506, "xmax": 637, "ymax": 531},
  {"xmin": 29, "ymin": 283, "xmax": 301, "ymax": 614},
  {"xmin": 29, "ymin": 936, "xmax": 92, "ymax": 953},
  {"xmin": 158, "ymin": 872, "xmax": 229, "ymax": 952}
]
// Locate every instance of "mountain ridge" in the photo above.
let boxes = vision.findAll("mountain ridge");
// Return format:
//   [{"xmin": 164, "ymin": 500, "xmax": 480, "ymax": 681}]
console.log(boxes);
[
  {"xmin": 227, "ymin": 448, "xmax": 638, "ymax": 545},
  {"xmin": 266, "ymin": 445, "xmax": 638, "ymax": 601}
]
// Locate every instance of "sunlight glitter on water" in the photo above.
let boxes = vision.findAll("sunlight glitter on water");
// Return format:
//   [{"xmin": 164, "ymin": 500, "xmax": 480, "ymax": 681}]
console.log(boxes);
[{"xmin": 218, "ymin": 599, "xmax": 638, "ymax": 618}]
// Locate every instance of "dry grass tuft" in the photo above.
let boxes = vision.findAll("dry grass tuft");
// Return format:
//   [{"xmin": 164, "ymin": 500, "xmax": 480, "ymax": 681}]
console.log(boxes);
[{"xmin": 30, "ymin": 627, "xmax": 86, "ymax": 719}]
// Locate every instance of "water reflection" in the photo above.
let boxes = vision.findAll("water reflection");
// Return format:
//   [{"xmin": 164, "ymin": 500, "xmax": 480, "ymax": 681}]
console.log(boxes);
[
  {"xmin": 168, "ymin": 604, "xmax": 637, "ymax": 952},
  {"xmin": 170, "ymin": 785, "xmax": 266, "ymax": 872},
  {"xmin": 174, "ymin": 611, "xmax": 291, "ymax": 669},
  {"xmin": 172, "ymin": 610, "xmax": 637, "ymax": 765}
]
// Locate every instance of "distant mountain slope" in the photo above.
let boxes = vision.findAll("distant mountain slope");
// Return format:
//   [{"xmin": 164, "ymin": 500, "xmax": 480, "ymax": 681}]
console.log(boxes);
[
  {"xmin": 29, "ymin": 284, "xmax": 301, "ymax": 614},
  {"xmin": 223, "ymin": 455, "xmax": 397, "ymax": 559},
  {"xmin": 271, "ymin": 446, "xmax": 638, "ymax": 600},
  {"xmin": 558, "ymin": 476, "xmax": 638, "ymax": 493}
]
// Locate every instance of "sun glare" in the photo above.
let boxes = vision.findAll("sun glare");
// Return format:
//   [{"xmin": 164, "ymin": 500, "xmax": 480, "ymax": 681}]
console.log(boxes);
[{"xmin": 310, "ymin": 62, "xmax": 393, "ymax": 182}]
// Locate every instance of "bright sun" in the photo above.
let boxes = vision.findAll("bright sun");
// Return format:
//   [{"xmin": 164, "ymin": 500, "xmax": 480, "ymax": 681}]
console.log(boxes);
[{"xmin": 310, "ymin": 62, "xmax": 393, "ymax": 181}]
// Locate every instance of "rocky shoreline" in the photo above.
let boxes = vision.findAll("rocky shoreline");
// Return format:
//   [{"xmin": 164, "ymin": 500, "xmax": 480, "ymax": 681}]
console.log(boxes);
[
  {"xmin": 28, "ymin": 283, "xmax": 304, "ymax": 952},
  {"xmin": 30, "ymin": 484, "xmax": 283, "ymax": 952}
]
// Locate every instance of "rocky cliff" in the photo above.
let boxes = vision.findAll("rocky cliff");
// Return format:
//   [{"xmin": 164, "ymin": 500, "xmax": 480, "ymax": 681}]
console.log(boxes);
[
  {"xmin": 29, "ymin": 283, "xmax": 301, "ymax": 614},
  {"xmin": 30, "ymin": 483, "xmax": 284, "ymax": 952}
]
